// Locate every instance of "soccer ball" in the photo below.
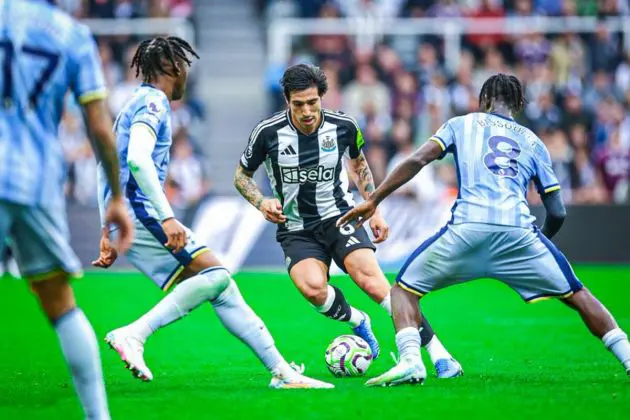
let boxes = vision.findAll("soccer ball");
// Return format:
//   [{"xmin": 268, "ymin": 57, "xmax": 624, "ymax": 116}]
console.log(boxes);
[{"xmin": 325, "ymin": 335, "xmax": 373, "ymax": 377}]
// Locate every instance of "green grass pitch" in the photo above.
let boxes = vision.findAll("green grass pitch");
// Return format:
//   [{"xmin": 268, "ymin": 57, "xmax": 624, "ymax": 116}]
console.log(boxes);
[{"xmin": 0, "ymin": 266, "xmax": 629, "ymax": 419}]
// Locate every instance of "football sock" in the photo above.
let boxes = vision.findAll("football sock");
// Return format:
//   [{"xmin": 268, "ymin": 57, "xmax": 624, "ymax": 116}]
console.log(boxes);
[
  {"xmin": 419, "ymin": 317, "xmax": 451, "ymax": 363},
  {"xmin": 602, "ymin": 328, "xmax": 630, "ymax": 372},
  {"xmin": 212, "ymin": 280, "xmax": 288, "ymax": 374},
  {"xmin": 54, "ymin": 308, "xmax": 110, "ymax": 420},
  {"xmin": 315, "ymin": 285, "xmax": 365, "ymax": 328},
  {"xmin": 396, "ymin": 327, "xmax": 422, "ymax": 362},
  {"xmin": 127, "ymin": 267, "xmax": 231, "ymax": 342},
  {"xmin": 419, "ymin": 316, "xmax": 436, "ymax": 344},
  {"xmin": 380, "ymin": 292, "xmax": 392, "ymax": 315}
]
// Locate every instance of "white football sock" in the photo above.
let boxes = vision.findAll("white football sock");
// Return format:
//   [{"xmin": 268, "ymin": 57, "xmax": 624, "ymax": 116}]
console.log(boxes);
[
  {"xmin": 380, "ymin": 292, "xmax": 392, "ymax": 316},
  {"xmin": 396, "ymin": 327, "xmax": 421, "ymax": 363},
  {"xmin": 127, "ymin": 267, "xmax": 231, "ymax": 342},
  {"xmin": 54, "ymin": 308, "xmax": 110, "ymax": 420},
  {"xmin": 602, "ymin": 328, "xmax": 630, "ymax": 372},
  {"xmin": 212, "ymin": 279, "xmax": 288, "ymax": 374},
  {"xmin": 348, "ymin": 307, "xmax": 365, "ymax": 328},
  {"xmin": 424, "ymin": 336, "xmax": 452, "ymax": 365}
]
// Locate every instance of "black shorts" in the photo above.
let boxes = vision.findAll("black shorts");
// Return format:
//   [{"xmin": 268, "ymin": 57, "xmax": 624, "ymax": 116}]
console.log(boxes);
[{"xmin": 277, "ymin": 215, "xmax": 376, "ymax": 274}]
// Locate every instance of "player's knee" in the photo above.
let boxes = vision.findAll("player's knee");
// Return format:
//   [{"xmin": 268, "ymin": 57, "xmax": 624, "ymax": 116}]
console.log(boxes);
[
  {"xmin": 202, "ymin": 267, "xmax": 232, "ymax": 301},
  {"xmin": 350, "ymin": 269, "xmax": 388, "ymax": 302},
  {"xmin": 301, "ymin": 283, "xmax": 328, "ymax": 306},
  {"xmin": 30, "ymin": 275, "xmax": 76, "ymax": 322}
]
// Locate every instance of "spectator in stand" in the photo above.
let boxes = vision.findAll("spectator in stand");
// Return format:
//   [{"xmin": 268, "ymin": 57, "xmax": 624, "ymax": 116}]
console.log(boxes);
[
  {"xmin": 387, "ymin": 118, "xmax": 440, "ymax": 203},
  {"xmin": 465, "ymin": 0, "xmax": 506, "ymax": 57},
  {"xmin": 168, "ymin": 129, "xmax": 210, "ymax": 212},
  {"xmin": 415, "ymin": 42, "xmax": 443, "ymax": 88},
  {"xmin": 98, "ymin": 41, "xmax": 123, "ymax": 90},
  {"xmin": 595, "ymin": 129, "xmax": 630, "ymax": 203},
  {"xmin": 342, "ymin": 64, "xmax": 391, "ymax": 121},
  {"xmin": 108, "ymin": 46, "xmax": 141, "ymax": 116},
  {"xmin": 590, "ymin": 20, "xmax": 621, "ymax": 72}
]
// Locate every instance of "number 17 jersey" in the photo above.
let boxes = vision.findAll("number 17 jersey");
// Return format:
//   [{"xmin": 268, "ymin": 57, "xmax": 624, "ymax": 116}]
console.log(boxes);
[
  {"xmin": 430, "ymin": 112, "xmax": 560, "ymax": 228},
  {"xmin": 0, "ymin": 0, "xmax": 106, "ymax": 207}
]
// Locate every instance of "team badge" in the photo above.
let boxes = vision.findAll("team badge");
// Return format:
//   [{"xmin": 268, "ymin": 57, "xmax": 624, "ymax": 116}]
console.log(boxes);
[{"xmin": 321, "ymin": 136, "xmax": 336, "ymax": 152}]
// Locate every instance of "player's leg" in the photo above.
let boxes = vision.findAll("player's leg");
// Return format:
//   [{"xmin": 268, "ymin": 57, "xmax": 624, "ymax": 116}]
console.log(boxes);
[
  {"xmin": 280, "ymin": 231, "xmax": 368, "ymax": 329},
  {"xmin": 494, "ymin": 227, "xmax": 630, "ymax": 375},
  {"xmin": 340, "ymin": 242, "xmax": 461, "ymax": 377},
  {"xmin": 8, "ymin": 203, "xmax": 110, "ymax": 419},
  {"xmin": 108, "ymin": 223, "xmax": 331, "ymax": 387},
  {"xmin": 366, "ymin": 224, "xmax": 477, "ymax": 386},
  {"xmin": 562, "ymin": 288, "xmax": 630, "ymax": 374}
]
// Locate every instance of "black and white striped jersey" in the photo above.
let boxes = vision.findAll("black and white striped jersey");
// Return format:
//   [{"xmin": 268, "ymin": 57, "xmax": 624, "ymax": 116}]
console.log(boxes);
[{"xmin": 240, "ymin": 109, "xmax": 365, "ymax": 232}]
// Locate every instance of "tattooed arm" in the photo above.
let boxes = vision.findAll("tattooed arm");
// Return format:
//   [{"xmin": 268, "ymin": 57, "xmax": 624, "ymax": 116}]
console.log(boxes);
[
  {"xmin": 347, "ymin": 151, "xmax": 376, "ymax": 200},
  {"xmin": 346, "ymin": 151, "xmax": 389, "ymax": 243},
  {"xmin": 234, "ymin": 165, "xmax": 286, "ymax": 224}
]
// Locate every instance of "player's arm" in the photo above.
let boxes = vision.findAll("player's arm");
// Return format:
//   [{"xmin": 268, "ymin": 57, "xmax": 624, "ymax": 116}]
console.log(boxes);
[
  {"xmin": 532, "ymin": 140, "xmax": 566, "ymax": 239},
  {"xmin": 370, "ymin": 140, "xmax": 442, "ymax": 206},
  {"xmin": 234, "ymin": 165, "xmax": 286, "ymax": 224},
  {"xmin": 346, "ymin": 151, "xmax": 376, "ymax": 199},
  {"xmin": 540, "ymin": 190, "xmax": 566, "ymax": 239},
  {"xmin": 126, "ymin": 124, "xmax": 187, "ymax": 252},
  {"xmin": 235, "ymin": 126, "xmax": 286, "ymax": 224},
  {"xmin": 346, "ymin": 151, "xmax": 389, "ymax": 243},
  {"xmin": 337, "ymin": 140, "xmax": 442, "ymax": 228}
]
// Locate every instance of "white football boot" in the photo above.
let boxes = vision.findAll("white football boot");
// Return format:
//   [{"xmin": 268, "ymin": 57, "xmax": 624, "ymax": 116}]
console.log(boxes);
[
  {"xmin": 365, "ymin": 353, "xmax": 426, "ymax": 387},
  {"xmin": 269, "ymin": 362, "xmax": 334, "ymax": 389},
  {"xmin": 105, "ymin": 328, "xmax": 153, "ymax": 382}
]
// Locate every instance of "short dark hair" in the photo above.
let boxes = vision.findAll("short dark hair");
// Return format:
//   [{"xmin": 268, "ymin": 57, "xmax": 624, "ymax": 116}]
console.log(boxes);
[
  {"xmin": 280, "ymin": 64, "xmax": 328, "ymax": 100},
  {"xmin": 130, "ymin": 36, "xmax": 199, "ymax": 83},
  {"xmin": 478, "ymin": 73, "xmax": 526, "ymax": 114}
]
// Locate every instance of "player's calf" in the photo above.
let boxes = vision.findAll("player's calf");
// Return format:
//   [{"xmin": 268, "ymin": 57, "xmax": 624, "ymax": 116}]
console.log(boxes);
[
  {"xmin": 564, "ymin": 288, "xmax": 630, "ymax": 374},
  {"xmin": 32, "ymin": 275, "xmax": 110, "ymax": 419}
]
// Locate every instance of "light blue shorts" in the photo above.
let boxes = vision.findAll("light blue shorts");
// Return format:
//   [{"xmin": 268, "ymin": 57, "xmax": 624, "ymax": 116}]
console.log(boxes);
[
  {"xmin": 396, "ymin": 223, "xmax": 583, "ymax": 302},
  {"xmin": 0, "ymin": 200, "xmax": 82, "ymax": 280},
  {"xmin": 116, "ymin": 217, "xmax": 210, "ymax": 292}
]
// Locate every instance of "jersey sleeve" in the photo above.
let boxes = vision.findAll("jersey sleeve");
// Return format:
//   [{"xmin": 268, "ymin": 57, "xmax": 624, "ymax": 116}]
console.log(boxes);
[
  {"xmin": 130, "ymin": 93, "xmax": 169, "ymax": 138},
  {"xmin": 68, "ymin": 24, "xmax": 107, "ymax": 105},
  {"xmin": 345, "ymin": 117, "xmax": 365, "ymax": 159},
  {"xmin": 429, "ymin": 120, "xmax": 456, "ymax": 159},
  {"xmin": 532, "ymin": 141, "xmax": 561, "ymax": 194},
  {"xmin": 240, "ymin": 125, "xmax": 268, "ymax": 172}
]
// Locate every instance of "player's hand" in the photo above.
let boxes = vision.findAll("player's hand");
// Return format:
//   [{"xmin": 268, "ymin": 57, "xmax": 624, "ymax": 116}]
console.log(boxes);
[
  {"xmin": 104, "ymin": 196, "xmax": 134, "ymax": 253},
  {"xmin": 91, "ymin": 232, "xmax": 118, "ymax": 268},
  {"xmin": 369, "ymin": 209, "xmax": 389, "ymax": 244},
  {"xmin": 162, "ymin": 218, "xmax": 188, "ymax": 253},
  {"xmin": 336, "ymin": 200, "xmax": 377, "ymax": 229},
  {"xmin": 259, "ymin": 198, "xmax": 287, "ymax": 224}
]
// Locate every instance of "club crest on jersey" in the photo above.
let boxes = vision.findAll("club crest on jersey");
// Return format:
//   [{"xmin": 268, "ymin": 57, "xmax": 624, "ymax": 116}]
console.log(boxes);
[{"xmin": 321, "ymin": 136, "xmax": 337, "ymax": 152}]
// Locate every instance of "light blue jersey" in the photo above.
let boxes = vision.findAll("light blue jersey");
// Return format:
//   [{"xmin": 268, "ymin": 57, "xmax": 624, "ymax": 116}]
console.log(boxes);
[
  {"xmin": 396, "ymin": 112, "xmax": 582, "ymax": 303},
  {"xmin": 100, "ymin": 83, "xmax": 172, "ymax": 222},
  {"xmin": 0, "ymin": 0, "xmax": 107, "ymax": 207},
  {"xmin": 99, "ymin": 83, "xmax": 209, "ymax": 291},
  {"xmin": 430, "ymin": 112, "xmax": 560, "ymax": 228}
]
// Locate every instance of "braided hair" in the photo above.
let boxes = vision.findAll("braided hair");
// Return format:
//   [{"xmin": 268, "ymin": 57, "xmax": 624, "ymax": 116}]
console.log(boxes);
[
  {"xmin": 130, "ymin": 36, "xmax": 199, "ymax": 83},
  {"xmin": 478, "ymin": 73, "xmax": 526, "ymax": 114}
]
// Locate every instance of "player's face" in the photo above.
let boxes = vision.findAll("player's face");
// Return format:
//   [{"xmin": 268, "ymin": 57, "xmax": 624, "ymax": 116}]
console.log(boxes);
[
  {"xmin": 287, "ymin": 87, "xmax": 321, "ymax": 134},
  {"xmin": 172, "ymin": 61, "xmax": 189, "ymax": 101}
]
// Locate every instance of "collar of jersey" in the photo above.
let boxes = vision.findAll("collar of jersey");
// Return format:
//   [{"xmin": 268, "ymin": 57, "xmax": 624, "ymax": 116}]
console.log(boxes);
[
  {"xmin": 488, "ymin": 112, "xmax": 514, "ymax": 122},
  {"xmin": 286, "ymin": 110, "xmax": 325, "ymax": 135},
  {"xmin": 141, "ymin": 82, "xmax": 157, "ymax": 89}
]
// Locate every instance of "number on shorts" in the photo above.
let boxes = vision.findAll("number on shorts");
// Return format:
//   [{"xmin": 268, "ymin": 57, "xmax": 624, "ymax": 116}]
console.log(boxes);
[
  {"xmin": 339, "ymin": 223, "xmax": 356, "ymax": 236},
  {"xmin": 483, "ymin": 135, "xmax": 521, "ymax": 177}
]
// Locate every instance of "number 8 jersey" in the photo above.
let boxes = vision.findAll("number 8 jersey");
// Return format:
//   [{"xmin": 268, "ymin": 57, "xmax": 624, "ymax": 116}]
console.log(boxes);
[
  {"xmin": 0, "ymin": 0, "xmax": 107, "ymax": 207},
  {"xmin": 430, "ymin": 112, "xmax": 560, "ymax": 228}
]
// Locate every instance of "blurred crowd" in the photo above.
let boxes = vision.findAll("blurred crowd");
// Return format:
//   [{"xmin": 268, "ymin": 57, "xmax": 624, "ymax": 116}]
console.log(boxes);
[
  {"xmin": 263, "ymin": 0, "xmax": 630, "ymax": 205},
  {"xmin": 60, "ymin": 0, "xmax": 210, "ymax": 213}
]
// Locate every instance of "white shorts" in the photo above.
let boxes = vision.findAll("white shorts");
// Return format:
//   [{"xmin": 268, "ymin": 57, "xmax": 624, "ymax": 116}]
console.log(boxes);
[
  {"xmin": 117, "ymin": 217, "xmax": 210, "ymax": 292},
  {"xmin": 0, "ymin": 200, "xmax": 82, "ymax": 280},
  {"xmin": 396, "ymin": 223, "xmax": 583, "ymax": 303}
]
